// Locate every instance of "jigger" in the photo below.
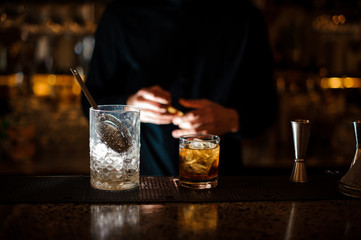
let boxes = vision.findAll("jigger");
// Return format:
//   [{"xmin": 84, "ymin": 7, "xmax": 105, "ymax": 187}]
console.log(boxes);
[{"xmin": 290, "ymin": 119, "xmax": 311, "ymax": 183}]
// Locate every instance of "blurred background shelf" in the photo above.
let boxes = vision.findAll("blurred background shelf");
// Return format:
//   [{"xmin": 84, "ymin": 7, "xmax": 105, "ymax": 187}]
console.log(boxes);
[{"xmin": 1, "ymin": 0, "xmax": 361, "ymax": 175}]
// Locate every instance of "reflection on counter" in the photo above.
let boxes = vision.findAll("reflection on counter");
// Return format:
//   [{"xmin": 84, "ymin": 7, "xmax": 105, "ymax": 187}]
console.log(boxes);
[
  {"xmin": 91, "ymin": 205, "xmax": 139, "ymax": 240},
  {"xmin": 178, "ymin": 204, "xmax": 218, "ymax": 238},
  {"xmin": 284, "ymin": 202, "xmax": 297, "ymax": 240},
  {"xmin": 2, "ymin": 201, "xmax": 361, "ymax": 239},
  {"xmin": 283, "ymin": 201, "xmax": 361, "ymax": 240}
]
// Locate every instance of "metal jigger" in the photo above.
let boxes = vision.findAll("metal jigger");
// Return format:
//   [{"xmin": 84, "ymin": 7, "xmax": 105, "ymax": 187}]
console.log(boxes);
[{"xmin": 290, "ymin": 119, "xmax": 311, "ymax": 183}]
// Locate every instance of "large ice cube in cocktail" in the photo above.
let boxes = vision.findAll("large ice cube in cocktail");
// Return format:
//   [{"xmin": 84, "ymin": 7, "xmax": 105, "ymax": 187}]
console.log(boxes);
[
  {"xmin": 181, "ymin": 138, "xmax": 219, "ymax": 176},
  {"xmin": 189, "ymin": 138, "xmax": 217, "ymax": 149}
]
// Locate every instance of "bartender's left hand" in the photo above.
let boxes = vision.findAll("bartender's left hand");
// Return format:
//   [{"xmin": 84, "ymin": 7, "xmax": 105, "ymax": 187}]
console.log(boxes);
[{"xmin": 171, "ymin": 99, "xmax": 240, "ymax": 138}]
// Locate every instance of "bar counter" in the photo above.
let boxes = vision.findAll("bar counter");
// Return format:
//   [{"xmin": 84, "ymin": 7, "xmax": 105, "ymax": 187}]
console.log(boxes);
[{"xmin": 1, "ymin": 174, "xmax": 361, "ymax": 240}]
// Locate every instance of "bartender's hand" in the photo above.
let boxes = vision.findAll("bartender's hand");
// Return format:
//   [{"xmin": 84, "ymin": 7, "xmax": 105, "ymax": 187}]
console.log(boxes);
[
  {"xmin": 127, "ymin": 85, "xmax": 175, "ymax": 124},
  {"xmin": 172, "ymin": 99, "xmax": 240, "ymax": 138}
]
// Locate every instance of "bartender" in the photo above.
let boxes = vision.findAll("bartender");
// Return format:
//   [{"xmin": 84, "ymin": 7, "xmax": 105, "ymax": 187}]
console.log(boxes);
[{"xmin": 82, "ymin": 0, "xmax": 278, "ymax": 176}]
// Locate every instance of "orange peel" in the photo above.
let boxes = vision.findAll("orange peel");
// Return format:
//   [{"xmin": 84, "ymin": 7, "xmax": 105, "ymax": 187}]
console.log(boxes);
[{"xmin": 167, "ymin": 106, "xmax": 184, "ymax": 116}]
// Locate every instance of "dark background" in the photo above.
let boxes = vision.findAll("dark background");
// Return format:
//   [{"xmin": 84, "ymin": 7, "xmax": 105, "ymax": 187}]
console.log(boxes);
[{"xmin": 1, "ymin": 0, "xmax": 361, "ymax": 174}]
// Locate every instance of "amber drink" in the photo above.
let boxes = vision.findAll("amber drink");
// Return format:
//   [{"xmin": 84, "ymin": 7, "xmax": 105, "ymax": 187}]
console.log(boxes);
[{"xmin": 179, "ymin": 134, "xmax": 220, "ymax": 189}]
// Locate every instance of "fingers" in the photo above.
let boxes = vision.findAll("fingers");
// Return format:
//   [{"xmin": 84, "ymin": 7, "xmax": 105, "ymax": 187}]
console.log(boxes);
[
  {"xmin": 135, "ymin": 96, "xmax": 169, "ymax": 113},
  {"xmin": 172, "ymin": 99, "xmax": 239, "ymax": 138},
  {"xmin": 127, "ymin": 85, "xmax": 177, "ymax": 125},
  {"xmin": 127, "ymin": 85, "xmax": 172, "ymax": 113},
  {"xmin": 172, "ymin": 108, "xmax": 211, "ymax": 126},
  {"xmin": 172, "ymin": 109, "xmax": 215, "ymax": 138},
  {"xmin": 138, "ymin": 85, "xmax": 171, "ymax": 105},
  {"xmin": 172, "ymin": 129, "xmax": 197, "ymax": 138},
  {"xmin": 140, "ymin": 109, "xmax": 175, "ymax": 124},
  {"xmin": 172, "ymin": 112, "xmax": 195, "ymax": 125}
]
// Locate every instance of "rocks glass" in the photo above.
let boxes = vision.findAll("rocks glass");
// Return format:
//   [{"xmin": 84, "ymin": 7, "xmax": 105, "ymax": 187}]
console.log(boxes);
[{"xmin": 179, "ymin": 134, "xmax": 220, "ymax": 189}]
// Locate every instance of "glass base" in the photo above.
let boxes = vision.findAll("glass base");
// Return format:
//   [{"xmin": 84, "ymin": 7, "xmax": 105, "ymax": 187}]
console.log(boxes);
[
  {"xmin": 179, "ymin": 177, "xmax": 218, "ymax": 189},
  {"xmin": 91, "ymin": 180, "xmax": 139, "ymax": 191},
  {"xmin": 338, "ymin": 181, "xmax": 361, "ymax": 198}
]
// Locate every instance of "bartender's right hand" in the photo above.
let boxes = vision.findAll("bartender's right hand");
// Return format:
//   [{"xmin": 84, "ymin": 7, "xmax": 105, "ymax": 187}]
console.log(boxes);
[{"xmin": 126, "ymin": 85, "xmax": 175, "ymax": 124}]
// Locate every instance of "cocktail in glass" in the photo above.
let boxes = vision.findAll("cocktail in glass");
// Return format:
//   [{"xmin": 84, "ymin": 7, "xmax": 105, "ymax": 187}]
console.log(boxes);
[
  {"xmin": 89, "ymin": 105, "xmax": 140, "ymax": 191},
  {"xmin": 179, "ymin": 134, "xmax": 220, "ymax": 189}
]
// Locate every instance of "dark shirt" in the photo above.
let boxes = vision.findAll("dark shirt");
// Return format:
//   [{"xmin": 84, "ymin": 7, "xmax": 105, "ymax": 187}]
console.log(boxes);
[{"xmin": 82, "ymin": 0, "xmax": 277, "ymax": 176}]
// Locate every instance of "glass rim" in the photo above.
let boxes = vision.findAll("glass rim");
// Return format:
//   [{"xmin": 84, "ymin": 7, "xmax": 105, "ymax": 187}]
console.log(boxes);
[
  {"xmin": 90, "ymin": 104, "xmax": 140, "ymax": 113},
  {"xmin": 179, "ymin": 134, "xmax": 220, "ymax": 143},
  {"xmin": 291, "ymin": 119, "xmax": 311, "ymax": 124}
]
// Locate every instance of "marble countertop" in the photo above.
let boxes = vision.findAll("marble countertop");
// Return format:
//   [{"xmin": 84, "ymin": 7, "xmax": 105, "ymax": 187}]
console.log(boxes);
[
  {"xmin": 1, "ymin": 200, "xmax": 361, "ymax": 239},
  {"xmin": 1, "ymin": 174, "xmax": 361, "ymax": 240}
]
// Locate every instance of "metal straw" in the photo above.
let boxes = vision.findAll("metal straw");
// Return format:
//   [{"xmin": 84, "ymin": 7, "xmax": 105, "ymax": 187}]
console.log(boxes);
[{"xmin": 70, "ymin": 67, "xmax": 98, "ymax": 109}]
